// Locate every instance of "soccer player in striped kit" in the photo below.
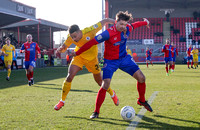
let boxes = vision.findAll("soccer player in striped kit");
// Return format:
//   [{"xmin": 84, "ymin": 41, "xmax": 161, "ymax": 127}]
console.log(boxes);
[
  {"xmin": 146, "ymin": 47, "xmax": 153, "ymax": 68},
  {"xmin": 162, "ymin": 38, "xmax": 173, "ymax": 76},
  {"xmin": 20, "ymin": 34, "xmax": 41, "ymax": 86}
]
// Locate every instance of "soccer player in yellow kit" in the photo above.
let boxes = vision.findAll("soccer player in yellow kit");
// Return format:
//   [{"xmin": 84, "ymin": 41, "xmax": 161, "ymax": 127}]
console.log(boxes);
[
  {"xmin": 1, "ymin": 37, "xmax": 15, "ymax": 81},
  {"xmin": 191, "ymin": 46, "xmax": 199, "ymax": 69},
  {"xmin": 126, "ymin": 46, "xmax": 132, "ymax": 57},
  {"xmin": 54, "ymin": 18, "xmax": 119, "ymax": 110}
]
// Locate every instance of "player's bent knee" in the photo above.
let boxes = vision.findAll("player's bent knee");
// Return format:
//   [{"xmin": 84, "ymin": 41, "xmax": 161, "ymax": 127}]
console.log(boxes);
[
  {"xmin": 102, "ymin": 79, "xmax": 110, "ymax": 90},
  {"xmin": 138, "ymin": 75, "xmax": 145, "ymax": 83}
]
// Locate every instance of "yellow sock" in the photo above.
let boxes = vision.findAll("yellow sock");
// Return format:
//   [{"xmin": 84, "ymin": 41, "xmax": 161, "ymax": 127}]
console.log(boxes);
[
  {"xmin": 194, "ymin": 63, "xmax": 197, "ymax": 68},
  {"xmin": 61, "ymin": 80, "xmax": 71, "ymax": 101},
  {"xmin": 7, "ymin": 69, "xmax": 11, "ymax": 77},
  {"xmin": 107, "ymin": 87, "xmax": 114, "ymax": 96}
]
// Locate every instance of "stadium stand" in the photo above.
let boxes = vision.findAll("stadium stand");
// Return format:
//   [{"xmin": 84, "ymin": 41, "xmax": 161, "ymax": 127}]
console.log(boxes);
[{"xmin": 170, "ymin": 17, "xmax": 200, "ymax": 52}]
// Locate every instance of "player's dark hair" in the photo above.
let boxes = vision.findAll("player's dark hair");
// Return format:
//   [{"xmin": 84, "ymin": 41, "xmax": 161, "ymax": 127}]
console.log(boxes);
[
  {"xmin": 69, "ymin": 24, "xmax": 80, "ymax": 34},
  {"xmin": 5, "ymin": 37, "xmax": 10, "ymax": 41},
  {"xmin": 116, "ymin": 11, "xmax": 133, "ymax": 22}
]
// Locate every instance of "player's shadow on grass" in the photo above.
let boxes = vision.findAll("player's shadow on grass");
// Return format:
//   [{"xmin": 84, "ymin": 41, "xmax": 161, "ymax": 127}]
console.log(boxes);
[
  {"xmin": 0, "ymin": 67, "xmax": 90, "ymax": 89},
  {"xmin": 136, "ymin": 115, "xmax": 200, "ymax": 129},
  {"xmin": 64, "ymin": 116, "xmax": 130, "ymax": 126},
  {"xmin": 33, "ymin": 85, "xmax": 97, "ymax": 93}
]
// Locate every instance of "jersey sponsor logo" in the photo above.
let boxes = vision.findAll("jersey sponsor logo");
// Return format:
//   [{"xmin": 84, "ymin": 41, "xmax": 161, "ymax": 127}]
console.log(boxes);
[
  {"xmin": 113, "ymin": 40, "xmax": 126, "ymax": 46},
  {"xmin": 27, "ymin": 48, "xmax": 34, "ymax": 51},
  {"xmin": 93, "ymin": 24, "xmax": 98, "ymax": 29},
  {"xmin": 86, "ymin": 37, "xmax": 90, "ymax": 40},
  {"xmin": 97, "ymin": 35, "xmax": 103, "ymax": 40}
]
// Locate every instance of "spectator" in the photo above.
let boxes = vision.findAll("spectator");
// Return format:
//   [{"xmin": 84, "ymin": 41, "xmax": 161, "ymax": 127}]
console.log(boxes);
[
  {"xmin": 11, "ymin": 50, "xmax": 18, "ymax": 70},
  {"xmin": 44, "ymin": 51, "xmax": 49, "ymax": 66},
  {"xmin": 50, "ymin": 55, "xmax": 54, "ymax": 66},
  {"xmin": 66, "ymin": 54, "xmax": 70, "ymax": 65}
]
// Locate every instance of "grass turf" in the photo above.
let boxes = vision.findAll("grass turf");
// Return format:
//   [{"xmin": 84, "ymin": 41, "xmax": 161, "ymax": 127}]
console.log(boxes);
[{"xmin": 0, "ymin": 65, "xmax": 199, "ymax": 129}]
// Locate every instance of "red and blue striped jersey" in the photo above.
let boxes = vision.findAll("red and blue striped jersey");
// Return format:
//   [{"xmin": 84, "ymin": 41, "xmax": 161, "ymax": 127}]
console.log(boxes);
[
  {"xmin": 162, "ymin": 44, "xmax": 172, "ymax": 58},
  {"xmin": 20, "ymin": 42, "xmax": 40, "ymax": 61},
  {"xmin": 187, "ymin": 47, "xmax": 193, "ymax": 56},
  {"xmin": 96, "ymin": 24, "xmax": 132, "ymax": 60},
  {"xmin": 146, "ymin": 50, "xmax": 152, "ymax": 57}
]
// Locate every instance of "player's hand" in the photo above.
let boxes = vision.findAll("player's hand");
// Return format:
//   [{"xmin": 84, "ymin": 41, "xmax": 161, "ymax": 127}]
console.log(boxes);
[
  {"xmin": 143, "ymin": 18, "xmax": 150, "ymax": 28},
  {"xmin": 71, "ymin": 51, "xmax": 76, "ymax": 57}
]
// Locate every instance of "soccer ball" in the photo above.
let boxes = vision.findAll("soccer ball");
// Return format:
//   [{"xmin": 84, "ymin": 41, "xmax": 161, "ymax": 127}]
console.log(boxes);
[{"xmin": 120, "ymin": 106, "xmax": 135, "ymax": 121}]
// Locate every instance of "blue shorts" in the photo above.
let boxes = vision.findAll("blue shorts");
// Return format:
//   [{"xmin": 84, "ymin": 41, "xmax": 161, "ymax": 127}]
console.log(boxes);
[
  {"xmin": 164, "ymin": 57, "xmax": 172, "ymax": 63},
  {"xmin": 187, "ymin": 56, "xmax": 193, "ymax": 61},
  {"xmin": 146, "ymin": 57, "xmax": 151, "ymax": 61},
  {"xmin": 172, "ymin": 57, "xmax": 176, "ymax": 62},
  {"xmin": 25, "ymin": 61, "xmax": 36, "ymax": 69},
  {"xmin": 102, "ymin": 55, "xmax": 140, "ymax": 79}
]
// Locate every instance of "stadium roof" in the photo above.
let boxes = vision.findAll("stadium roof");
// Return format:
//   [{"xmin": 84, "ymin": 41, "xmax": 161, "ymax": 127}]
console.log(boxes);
[
  {"xmin": 0, "ymin": 0, "xmax": 36, "ymax": 27},
  {"xmin": 108, "ymin": 0, "xmax": 200, "ymax": 8},
  {"xmin": 0, "ymin": 19, "xmax": 68, "ymax": 32}
]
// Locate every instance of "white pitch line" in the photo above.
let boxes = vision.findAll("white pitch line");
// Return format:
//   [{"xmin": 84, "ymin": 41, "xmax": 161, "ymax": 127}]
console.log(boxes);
[{"xmin": 126, "ymin": 91, "xmax": 159, "ymax": 130}]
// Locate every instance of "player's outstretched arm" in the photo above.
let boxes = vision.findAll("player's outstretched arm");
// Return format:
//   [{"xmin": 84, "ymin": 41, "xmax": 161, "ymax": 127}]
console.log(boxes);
[
  {"xmin": 74, "ymin": 38, "xmax": 99, "ymax": 56},
  {"xmin": 75, "ymin": 30, "xmax": 110, "ymax": 56},
  {"xmin": 56, "ymin": 44, "xmax": 68, "ymax": 53},
  {"xmin": 100, "ymin": 18, "xmax": 115, "ymax": 27},
  {"xmin": 20, "ymin": 44, "xmax": 25, "ymax": 53},
  {"xmin": 131, "ymin": 18, "xmax": 149, "ymax": 29}
]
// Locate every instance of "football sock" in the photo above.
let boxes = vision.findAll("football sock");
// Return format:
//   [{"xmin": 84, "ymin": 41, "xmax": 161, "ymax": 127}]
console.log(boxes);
[
  {"xmin": 194, "ymin": 63, "xmax": 196, "ymax": 68},
  {"xmin": 151, "ymin": 61, "xmax": 153, "ymax": 65},
  {"xmin": 7, "ymin": 69, "xmax": 11, "ymax": 77},
  {"xmin": 165, "ymin": 66, "xmax": 168, "ymax": 73},
  {"xmin": 191, "ymin": 61, "xmax": 193, "ymax": 67},
  {"xmin": 169, "ymin": 65, "xmax": 172, "ymax": 70},
  {"xmin": 107, "ymin": 87, "xmax": 114, "ymax": 96},
  {"xmin": 137, "ymin": 82, "xmax": 146, "ymax": 102},
  {"xmin": 146, "ymin": 62, "xmax": 148, "ymax": 67},
  {"xmin": 187, "ymin": 62, "xmax": 189, "ymax": 67},
  {"xmin": 30, "ymin": 71, "xmax": 33, "ymax": 79},
  {"xmin": 61, "ymin": 80, "xmax": 71, "ymax": 101},
  {"xmin": 174, "ymin": 64, "xmax": 175, "ymax": 69},
  {"xmin": 94, "ymin": 87, "xmax": 107, "ymax": 113},
  {"xmin": 26, "ymin": 73, "xmax": 31, "ymax": 81}
]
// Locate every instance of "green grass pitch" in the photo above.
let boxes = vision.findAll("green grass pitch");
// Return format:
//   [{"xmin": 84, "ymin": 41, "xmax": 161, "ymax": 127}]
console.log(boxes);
[{"xmin": 0, "ymin": 65, "xmax": 199, "ymax": 129}]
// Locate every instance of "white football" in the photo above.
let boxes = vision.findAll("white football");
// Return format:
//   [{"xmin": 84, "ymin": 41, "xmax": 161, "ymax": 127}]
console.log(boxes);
[{"xmin": 120, "ymin": 106, "xmax": 135, "ymax": 121}]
